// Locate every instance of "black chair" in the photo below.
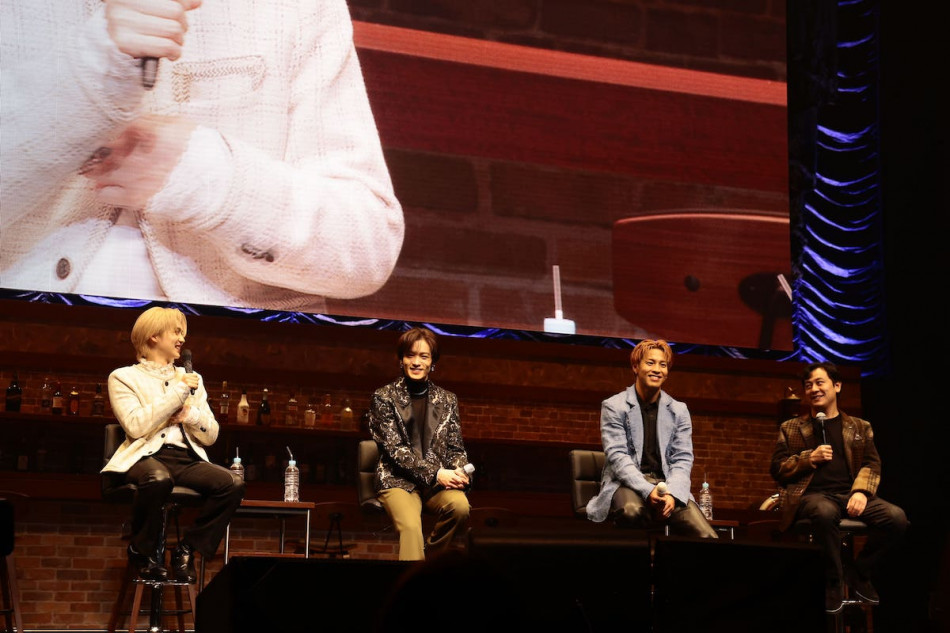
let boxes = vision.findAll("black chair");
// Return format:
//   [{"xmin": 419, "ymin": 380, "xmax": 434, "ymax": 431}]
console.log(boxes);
[
  {"xmin": 568, "ymin": 449, "xmax": 605, "ymax": 519},
  {"xmin": 0, "ymin": 493, "xmax": 24, "ymax": 633},
  {"xmin": 102, "ymin": 423, "xmax": 204, "ymax": 633},
  {"xmin": 357, "ymin": 440, "xmax": 383, "ymax": 514}
]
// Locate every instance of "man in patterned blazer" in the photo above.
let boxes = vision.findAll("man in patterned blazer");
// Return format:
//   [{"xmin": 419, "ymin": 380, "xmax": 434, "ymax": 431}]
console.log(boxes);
[
  {"xmin": 368, "ymin": 327, "xmax": 471, "ymax": 561},
  {"xmin": 771, "ymin": 361, "xmax": 908, "ymax": 613}
]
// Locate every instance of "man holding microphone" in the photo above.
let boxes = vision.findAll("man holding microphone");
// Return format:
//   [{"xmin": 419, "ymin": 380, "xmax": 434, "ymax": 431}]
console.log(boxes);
[{"xmin": 771, "ymin": 361, "xmax": 908, "ymax": 613}]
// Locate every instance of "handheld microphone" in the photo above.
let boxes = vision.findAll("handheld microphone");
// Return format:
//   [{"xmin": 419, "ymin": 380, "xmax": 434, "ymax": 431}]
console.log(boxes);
[
  {"xmin": 815, "ymin": 412, "xmax": 827, "ymax": 444},
  {"xmin": 181, "ymin": 349, "xmax": 196, "ymax": 395},
  {"xmin": 141, "ymin": 58, "xmax": 158, "ymax": 89},
  {"xmin": 656, "ymin": 481, "xmax": 668, "ymax": 496},
  {"xmin": 462, "ymin": 463, "xmax": 475, "ymax": 477}
]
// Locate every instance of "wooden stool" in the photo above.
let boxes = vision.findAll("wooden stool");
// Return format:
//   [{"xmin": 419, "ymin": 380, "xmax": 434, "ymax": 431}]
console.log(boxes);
[{"xmin": 109, "ymin": 564, "xmax": 197, "ymax": 633}]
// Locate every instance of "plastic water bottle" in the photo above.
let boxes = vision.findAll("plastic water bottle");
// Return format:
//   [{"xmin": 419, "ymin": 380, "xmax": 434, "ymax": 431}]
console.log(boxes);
[
  {"xmin": 284, "ymin": 459, "xmax": 299, "ymax": 502},
  {"xmin": 699, "ymin": 481, "xmax": 713, "ymax": 520},
  {"xmin": 229, "ymin": 455, "xmax": 244, "ymax": 481}
]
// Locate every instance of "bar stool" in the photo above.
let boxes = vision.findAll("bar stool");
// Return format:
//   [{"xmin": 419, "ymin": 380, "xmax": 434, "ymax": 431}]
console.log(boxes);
[
  {"xmin": 0, "ymin": 494, "xmax": 24, "ymax": 633},
  {"xmin": 102, "ymin": 424, "xmax": 205, "ymax": 633},
  {"xmin": 796, "ymin": 517, "xmax": 873, "ymax": 633}
]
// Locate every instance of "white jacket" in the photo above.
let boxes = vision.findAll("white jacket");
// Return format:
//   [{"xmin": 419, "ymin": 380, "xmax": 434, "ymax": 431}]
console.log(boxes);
[
  {"xmin": 102, "ymin": 362, "xmax": 218, "ymax": 473},
  {"xmin": 1, "ymin": 0, "xmax": 403, "ymax": 311}
]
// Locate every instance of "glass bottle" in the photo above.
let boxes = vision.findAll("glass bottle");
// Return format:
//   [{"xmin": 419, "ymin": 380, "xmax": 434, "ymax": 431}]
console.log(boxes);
[
  {"xmin": 68, "ymin": 386, "xmax": 81, "ymax": 415},
  {"xmin": 257, "ymin": 388, "xmax": 271, "ymax": 426},
  {"xmin": 340, "ymin": 397, "xmax": 354, "ymax": 428},
  {"xmin": 41, "ymin": 376, "xmax": 53, "ymax": 413},
  {"xmin": 321, "ymin": 393, "xmax": 333, "ymax": 426},
  {"xmin": 236, "ymin": 389, "xmax": 250, "ymax": 424},
  {"xmin": 91, "ymin": 383, "xmax": 106, "ymax": 416},
  {"xmin": 51, "ymin": 382, "xmax": 64, "ymax": 415},
  {"xmin": 303, "ymin": 397, "xmax": 317, "ymax": 427},
  {"xmin": 5, "ymin": 371, "xmax": 22, "ymax": 412},
  {"xmin": 219, "ymin": 381, "xmax": 231, "ymax": 420},
  {"xmin": 285, "ymin": 392, "xmax": 299, "ymax": 426}
]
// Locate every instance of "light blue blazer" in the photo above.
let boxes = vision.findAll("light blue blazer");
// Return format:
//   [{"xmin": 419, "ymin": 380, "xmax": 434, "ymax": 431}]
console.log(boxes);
[{"xmin": 586, "ymin": 386, "xmax": 696, "ymax": 522}]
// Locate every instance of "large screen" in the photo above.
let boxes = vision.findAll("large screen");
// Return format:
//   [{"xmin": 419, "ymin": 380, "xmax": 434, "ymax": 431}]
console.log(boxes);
[{"xmin": 1, "ymin": 1, "xmax": 789, "ymax": 350}]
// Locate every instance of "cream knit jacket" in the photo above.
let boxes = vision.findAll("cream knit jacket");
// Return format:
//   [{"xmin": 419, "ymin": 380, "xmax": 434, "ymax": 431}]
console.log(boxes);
[
  {"xmin": 103, "ymin": 361, "xmax": 218, "ymax": 473},
  {"xmin": 1, "ymin": 0, "xmax": 403, "ymax": 311}
]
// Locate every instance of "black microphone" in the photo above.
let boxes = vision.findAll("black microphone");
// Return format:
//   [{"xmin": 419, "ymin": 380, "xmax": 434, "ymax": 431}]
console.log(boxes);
[
  {"xmin": 181, "ymin": 349, "xmax": 195, "ymax": 395},
  {"xmin": 141, "ymin": 58, "xmax": 158, "ymax": 89},
  {"xmin": 815, "ymin": 412, "xmax": 827, "ymax": 444}
]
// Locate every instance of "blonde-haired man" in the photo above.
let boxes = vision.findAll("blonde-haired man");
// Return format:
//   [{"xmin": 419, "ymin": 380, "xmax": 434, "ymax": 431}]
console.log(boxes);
[
  {"xmin": 586, "ymin": 339, "xmax": 716, "ymax": 537},
  {"xmin": 102, "ymin": 307, "xmax": 244, "ymax": 582}
]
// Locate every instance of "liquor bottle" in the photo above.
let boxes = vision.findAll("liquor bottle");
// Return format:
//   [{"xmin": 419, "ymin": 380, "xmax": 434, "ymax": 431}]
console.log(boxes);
[
  {"xmin": 51, "ymin": 383, "xmax": 65, "ymax": 415},
  {"xmin": 285, "ymin": 392, "xmax": 299, "ymax": 426},
  {"xmin": 321, "ymin": 393, "xmax": 333, "ymax": 426},
  {"xmin": 303, "ymin": 397, "xmax": 316, "ymax": 427},
  {"xmin": 91, "ymin": 383, "xmax": 106, "ymax": 416},
  {"xmin": 236, "ymin": 389, "xmax": 250, "ymax": 424},
  {"xmin": 41, "ymin": 376, "xmax": 53, "ymax": 413},
  {"xmin": 257, "ymin": 388, "xmax": 271, "ymax": 426},
  {"xmin": 219, "ymin": 381, "xmax": 230, "ymax": 420},
  {"xmin": 68, "ymin": 386, "xmax": 81, "ymax": 415},
  {"xmin": 5, "ymin": 371, "xmax": 22, "ymax": 412},
  {"xmin": 340, "ymin": 397, "xmax": 354, "ymax": 428}
]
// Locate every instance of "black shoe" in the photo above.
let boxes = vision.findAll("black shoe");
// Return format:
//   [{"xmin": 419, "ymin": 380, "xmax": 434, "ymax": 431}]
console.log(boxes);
[
  {"xmin": 170, "ymin": 543, "xmax": 197, "ymax": 583},
  {"xmin": 128, "ymin": 544, "xmax": 167, "ymax": 582},
  {"xmin": 825, "ymin": 583, "xmax": 844, "ymax": 614},
  {"xmin": 845, "ymin": 566, "xmax": 880, "ymax": 604}
]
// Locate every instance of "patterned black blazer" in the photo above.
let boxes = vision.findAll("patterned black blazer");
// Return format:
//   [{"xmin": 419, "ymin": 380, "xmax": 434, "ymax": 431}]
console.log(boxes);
[{"xmin": 368, "ymin": 377, "xmax": 469, "ymax": 494}]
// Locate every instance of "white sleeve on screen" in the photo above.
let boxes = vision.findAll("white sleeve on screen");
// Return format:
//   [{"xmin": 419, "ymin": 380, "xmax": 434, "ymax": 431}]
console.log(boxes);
[
  {"xmin": 0, "ymin": 6, "xmax": 143, "ymax": 229},
  {"xmin": 138, "ymin": 0, "xmax": 404, "ymax": 300}
]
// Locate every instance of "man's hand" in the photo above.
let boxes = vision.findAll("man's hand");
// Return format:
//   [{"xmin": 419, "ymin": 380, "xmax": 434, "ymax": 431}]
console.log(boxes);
[
  {"xmin": 436, "ymin": 467, "xmax": 470, "ymax": 490},
  {"xmin": 847, "ymin": 491, "xmax": 868, "ymax": 517},
  {"xmin": 82, "ymin": 115, "xmax": 197, "ymax": 209},
  {"xmin": 180, "ymin": 372, "xmax": 199, "ymax": 392},
  {"xmin": 809, "ymin": 444, "xmax": 833, "ymax": 466},
  {"xmin": 105, "ymin": 0, "xmax": 202, "ymax": 61},
  {"xmin": 648, "ymin": 485, "xmax": 674, "ymax": 519}
]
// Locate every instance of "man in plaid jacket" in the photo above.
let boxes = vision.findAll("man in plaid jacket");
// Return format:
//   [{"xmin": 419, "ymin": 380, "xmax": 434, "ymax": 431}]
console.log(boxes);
[{"xmin": 771, "ymin": 361, "xmax": 907, "ymax": 614}]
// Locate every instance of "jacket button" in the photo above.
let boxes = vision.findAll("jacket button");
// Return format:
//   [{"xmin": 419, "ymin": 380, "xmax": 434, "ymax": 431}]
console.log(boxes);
[
  {"xmin": 161, "ymin": 433, "xmax": 165, "ymax": 438},
  {"xmin": 55, "ymin": 258, "xmax": 71, "ymax": 279},
  {"xmin": 165, "ymin": 381, "xmax": 169, "ymax": 386}
]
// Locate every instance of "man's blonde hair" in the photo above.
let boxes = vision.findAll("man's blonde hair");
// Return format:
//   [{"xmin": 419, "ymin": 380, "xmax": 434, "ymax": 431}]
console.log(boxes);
[
  {"xmin": 130, "ymin": 307, "xmax": 187, "ymax": 359},
  {"xmin": 629, "ymin": 339, "xmax": 673, "ymax": 370}
]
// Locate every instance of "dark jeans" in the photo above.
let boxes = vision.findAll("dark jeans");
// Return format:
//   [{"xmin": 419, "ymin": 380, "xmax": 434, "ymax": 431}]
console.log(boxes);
[
  {"xmin": 610, "ymin": 483, "xmax": 718, "ymax": 538},
  {"xmin": 126, "ymin": 445, "xmax": 245, "ymax": 558},
  {"xmin": 795, "ymin": 491, "xmax": 908, "ymax": 586}
]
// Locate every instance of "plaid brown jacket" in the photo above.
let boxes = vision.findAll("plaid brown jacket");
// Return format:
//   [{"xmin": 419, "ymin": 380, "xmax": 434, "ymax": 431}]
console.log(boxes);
[{"xmin": 770, "ymin": 412, "xmax": 881, "ymax": 531}]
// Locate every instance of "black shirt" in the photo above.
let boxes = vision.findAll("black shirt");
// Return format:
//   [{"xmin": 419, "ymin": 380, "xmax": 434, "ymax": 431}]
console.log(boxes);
[
  {"xmin": 806, "ymin": 414, "xmax": 852, "ymax": 495},
  {"xmin": 638, "ymin": 393, "xmax": 662, "ymax": 476}
]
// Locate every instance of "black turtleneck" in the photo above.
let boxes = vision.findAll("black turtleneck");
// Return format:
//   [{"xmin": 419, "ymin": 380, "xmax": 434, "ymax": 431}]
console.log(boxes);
[{"xmin": 406, "ymin": 378, "xmax": 429, "ymax": 456}]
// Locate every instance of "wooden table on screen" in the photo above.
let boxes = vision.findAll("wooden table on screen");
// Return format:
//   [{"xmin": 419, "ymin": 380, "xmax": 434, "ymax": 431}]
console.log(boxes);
[{"xmin": 223, "ymin": 499, "xmax": 315, "ymax": 563}]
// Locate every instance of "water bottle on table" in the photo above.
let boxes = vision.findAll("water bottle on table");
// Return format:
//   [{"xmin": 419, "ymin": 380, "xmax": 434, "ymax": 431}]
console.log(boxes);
[
  {"xmin": 284, "ymin": 446, "xmax": 299, "ymax": 502},
  {"xmin": 699, "ymin": 480, "xmax": 713, "ymax": 521}
]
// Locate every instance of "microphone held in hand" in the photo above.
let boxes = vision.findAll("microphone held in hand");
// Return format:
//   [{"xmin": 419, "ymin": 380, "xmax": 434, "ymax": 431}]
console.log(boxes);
[
  {"xmin": 141, "ymin": 57, "xmax": 158, "ymax": 89},
  {"xmin": 656, "ymin": 481, "xmax": 668, "ymax": 496},
  {"xmin": 462, "ymin": 463, "xmax": 475, "ymax": 477},
  {"xmin": 815, "ymin": 411, "xmax": 827, "ymax": 444},
  {"xmin": 181, "ymin": 349, "xmax": 196, "ymax": 395}
]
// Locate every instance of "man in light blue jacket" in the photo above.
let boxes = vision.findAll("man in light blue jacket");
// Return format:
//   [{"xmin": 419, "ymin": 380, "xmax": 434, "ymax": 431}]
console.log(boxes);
[{"xmin": 586, "ymin": 339, "xmax": 716, "ymax": 537}]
